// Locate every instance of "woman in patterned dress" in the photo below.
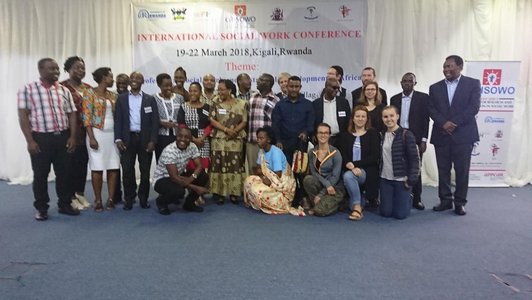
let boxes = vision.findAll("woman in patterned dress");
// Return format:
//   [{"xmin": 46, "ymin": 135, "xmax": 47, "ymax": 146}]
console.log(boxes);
[
  {"xmin": 177, "ymin": 82, "xmax": 212, "ymax": 171},
  {"xmin": 81, "ymin": 67, "xmax": 119, "ymax": 212},
  {"xmin": 154, "ymin": 73, "xmax": 184, "ymax": 163},
  {"xmin": 243, "ymin": 126, "xmax": 303, "ymax": 216},
  {"xmin": 208, "ymin": 79, "xmax": 248, "ymax": 205}
]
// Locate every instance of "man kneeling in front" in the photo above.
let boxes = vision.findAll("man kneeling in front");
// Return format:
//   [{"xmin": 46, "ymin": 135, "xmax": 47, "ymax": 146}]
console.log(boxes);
[{"xmin": 153, "ymin": 127, "xmax": 208, "ymax": 215}]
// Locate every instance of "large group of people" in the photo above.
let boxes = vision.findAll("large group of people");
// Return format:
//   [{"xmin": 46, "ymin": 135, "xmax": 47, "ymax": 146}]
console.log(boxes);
[{"xmin": 17, "ymin": 55, "xmax": 481, "ymax": 222}]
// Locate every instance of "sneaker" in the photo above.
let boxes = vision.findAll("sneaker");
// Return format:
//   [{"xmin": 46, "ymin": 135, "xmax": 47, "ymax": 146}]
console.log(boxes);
[
  {"xmin": 58, "ymin": 206, "xmax": 81, "ymax": 216},
  {"xmin": 71, "ymin": 198, "xmax": 85, "ymax": 211},
  {"xmin": 75, "ymin": 193, "xmax": 91, "ymax": 209},
  {"xmin": 35, "ymin": 211, "xmax": 48, "ymax": 221}
]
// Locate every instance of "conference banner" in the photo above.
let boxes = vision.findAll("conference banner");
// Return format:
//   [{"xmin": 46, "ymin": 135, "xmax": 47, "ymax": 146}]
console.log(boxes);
[
  {"xmin": 466, "ymin": 61, "xmax": 520, "ymax": 187},
  {"xmin": 132, "ymin": 1, "xmax": 367, "ymax": 97}
]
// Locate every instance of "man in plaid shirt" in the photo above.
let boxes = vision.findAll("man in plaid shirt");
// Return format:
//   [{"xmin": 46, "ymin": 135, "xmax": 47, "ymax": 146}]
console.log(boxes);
[
  {"xmin": 18, "ymin": 58, "xmax": 80, "ymax": 221},
  {"xmin": 246, "ymin": 73, "xmax": 280, "ymax": 172}
]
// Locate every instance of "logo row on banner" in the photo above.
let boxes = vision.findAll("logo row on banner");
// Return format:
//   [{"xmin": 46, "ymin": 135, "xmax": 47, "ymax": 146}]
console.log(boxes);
[{"xmin": 137, "ymin": 3, "xmax": 358, "ymax": 24}]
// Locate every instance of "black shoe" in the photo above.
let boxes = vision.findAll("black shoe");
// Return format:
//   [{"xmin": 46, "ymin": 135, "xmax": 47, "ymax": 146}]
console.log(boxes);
[
  {"xmin": 413, "ymin": 200, "xmax": 425, "ymax": 210},
  {"xmin": 139, "ymin": 199, "xmax": 151, "ymax": 209},
  {"xmin": 454, "ymin": 205, "xmax": 466, "ymax": 216},
  {"xmin": 364, "ymin": 198, "xmax": 379, "ymax": 212},
  {"xmin": 58, "ymin": 206, "xmax": 80, "ymax": 216},
  {"xmin": 123, "ymin": 200, "xmax": 133, "ymax": 210},
  {"xmin": 183, "ymin": 204, "xmax": 204, "ymax": 213},
  {"xmin": 213, "ymin": 194, "xmax": 224, "ymax": 205},
  {"xmin": 229, "ymin": 195, "xmax": 240, "ymax": 205},
  {"xmin": 35, "ymin": 211, "xmax": 48, "ymax": 221},
  {"xmin": 433, "ymin": 202, "xmax": 453, "ymax": 212},
  {"xmin": 158, "ymin": 207, "xmax": 171, "ymax": 215}
]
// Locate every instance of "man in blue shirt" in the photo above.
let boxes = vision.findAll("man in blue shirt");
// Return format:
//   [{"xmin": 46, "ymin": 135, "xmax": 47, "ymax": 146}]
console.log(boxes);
[{"xmin": 272, "ymin": 76, "xmax": 315, "ymax": 207}]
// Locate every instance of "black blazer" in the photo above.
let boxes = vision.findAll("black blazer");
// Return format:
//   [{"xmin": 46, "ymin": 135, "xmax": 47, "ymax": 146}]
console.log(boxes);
[
  {"xmin": 312, "ymin": 96, "xmax": 351, "ymax": 135},
  {"xmin": 337, "ymin": 128, "xmax": 380, "ymax": 173},
  {"xmin": 428, "ymin": 75, "xmax": 481, "ymax": 146},
  {"xmin": 114, "ymin": 92, "xmax": 159, "ymax": 147},
  {"xmin": 390, "ymin": 91, "xmax": 430, "ymax": 144},
  {"xmin": 351, "ymin": 87, "xmax": 388, "ymax": 107}
]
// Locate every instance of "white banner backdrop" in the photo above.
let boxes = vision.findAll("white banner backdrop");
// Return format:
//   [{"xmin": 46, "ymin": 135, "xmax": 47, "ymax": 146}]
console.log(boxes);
[
  {"xmin": 132, "ymin": 1, "xmax": 367, "ymax": 98},
  {"xmin": 466, "ymin": 61, "xmax": 520, "ymax": 187}
]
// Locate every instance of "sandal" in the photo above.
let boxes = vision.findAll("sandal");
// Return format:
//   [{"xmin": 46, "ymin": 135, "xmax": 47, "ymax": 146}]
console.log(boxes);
[
  {"xmin": 94, "ymin": 200, "xmax": 104, "ymax": 213},
  {"xmin": 348, "ymin": 204, "xmax": 363, "ymax": 221},
  {"xmin": 105, "ymin": 198, "xmax": 115, "ymax": 210}
]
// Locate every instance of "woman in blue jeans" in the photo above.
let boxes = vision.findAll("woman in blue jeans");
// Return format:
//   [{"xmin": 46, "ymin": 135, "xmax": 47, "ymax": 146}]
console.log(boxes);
[
  {"xmin": 379, "ymin": 105, "xmax": 420, "ymax": 219},
  {"xmin": 337, "ymin": 105, "xmax": 380, "ymax": 221}
]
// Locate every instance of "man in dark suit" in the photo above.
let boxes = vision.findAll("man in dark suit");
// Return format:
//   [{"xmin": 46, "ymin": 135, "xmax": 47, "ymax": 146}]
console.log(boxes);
[
  {"xmin": 351, "ymin": 67, "xmax": 387, "ymax": 107},
  {"xmin": 429, "ymin": 55, "xmax": 481, "ymax": 216},
  {"xmin": 313, "ymin": 78, "xmax": 351, "ymax": 147},
  {"xmin": 390, "ymin": 73, "xmax": 430, "ymax": 210},
  {"xmin": 114, "ymin": 71, "xmax": 159, "ymax": 210}
]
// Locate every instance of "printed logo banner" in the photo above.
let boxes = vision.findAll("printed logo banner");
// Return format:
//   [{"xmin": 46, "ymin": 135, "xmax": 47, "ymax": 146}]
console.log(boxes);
[
  {"xmin": 466, "ymin": 61, "xmax": 520, "ymax": 187},
  {"xmin": 132, "ymin": 1, "xmax": 367, "ymax": 98}
]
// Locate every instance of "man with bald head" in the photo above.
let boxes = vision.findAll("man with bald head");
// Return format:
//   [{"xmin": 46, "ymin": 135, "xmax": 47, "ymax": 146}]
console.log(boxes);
[
  {"xmin": 313, "ymin": 77, "xmax": 350, "ymax": 146},
  {"xmin": 114, "ymin": 71, "xmax": 159, "ymax": 210},
  {"xmin": 201, "ymin": 73, "xmax": 218, "ymax": 105},
  {"xmin": 236, "ymin": 73, "xmax": 256, "ymax": 100}
]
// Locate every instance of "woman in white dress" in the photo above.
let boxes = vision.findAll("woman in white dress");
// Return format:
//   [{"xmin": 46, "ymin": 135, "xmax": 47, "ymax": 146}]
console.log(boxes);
[{"xmin": 81, "ymin": 67, "xmax": 120, "ymax": 212}]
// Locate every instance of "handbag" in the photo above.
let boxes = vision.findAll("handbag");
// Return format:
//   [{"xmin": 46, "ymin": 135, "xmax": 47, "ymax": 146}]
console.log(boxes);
[{"xmin": 292, "ymin": 140, "xmax": 309, "ymax": 174}]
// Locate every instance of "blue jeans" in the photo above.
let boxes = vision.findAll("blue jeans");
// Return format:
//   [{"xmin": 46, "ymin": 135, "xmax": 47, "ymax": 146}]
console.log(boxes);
[
  {"xmin": 343, "ymin": 169, "xmax": 366, "ymax": 210},
  {"xmin": 379, "ymin": 178, "xmax": 412, "ymax": 220}
]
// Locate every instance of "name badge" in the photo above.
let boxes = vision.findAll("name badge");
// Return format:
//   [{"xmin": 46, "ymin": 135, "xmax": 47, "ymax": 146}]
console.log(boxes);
[
  {"xmin": 218, "ymin": 108, "xmax": 227, "ymax": 115},
  {"xmin": 266, "ymin": 100, "xmax": 274, "ymax": 108},
  {"xmin": 338, "ymin": 111, "xmax": 346, "ymax": 117},
  {"xmin": 202, "ymin": 109, "xmax": 209, "ymax": 116},
  {"xmin": 144, "ymin": 106, "xmax": 152, "ymax": 113}
]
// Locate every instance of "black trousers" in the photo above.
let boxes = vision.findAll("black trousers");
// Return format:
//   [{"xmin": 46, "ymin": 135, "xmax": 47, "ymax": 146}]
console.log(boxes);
[
  {"xmin": 434, "ymin": 143, "xmax": 474, "ymax": 206},
  {"xmin": 120, "ymin": 133, "xmax": 153, "ymax": 203},
  {"xmin": 66, "ymin": 143, "xmax": 88, "ymax": 194},
  {"xmin": 412, "ymin": 149, "xmax": 424, "ymax": 202},
  {"xmin": 154, "ymin": 170, "xmax": 208, "ymax": 207},
  {"xmin": 30, "ymin": 131, "xmax": 73, "ymax": 211}
]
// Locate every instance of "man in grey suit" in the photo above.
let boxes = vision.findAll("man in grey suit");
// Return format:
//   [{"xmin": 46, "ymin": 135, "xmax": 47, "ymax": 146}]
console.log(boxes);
[
  {"xmin": 114, "ymin": 72, "xmax": 159, "ymax": 210},
  {"xmin": 429, "ymin": 55, "xmax": 481, "ymax": 216}
]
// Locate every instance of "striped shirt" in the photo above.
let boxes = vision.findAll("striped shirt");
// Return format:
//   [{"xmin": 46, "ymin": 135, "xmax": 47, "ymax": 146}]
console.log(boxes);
[
  {"xmin": 247, "ymin": 91, "xmax": 279, "ymax": 143},
  {"xmin": 17, "ymin": 81, "xmax": 76, "ymax": 133}
]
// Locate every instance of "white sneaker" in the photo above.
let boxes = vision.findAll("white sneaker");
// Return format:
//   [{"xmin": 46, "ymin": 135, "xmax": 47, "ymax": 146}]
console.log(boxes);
[
  {"xmin": 75, "ymin": 193, "xmax": 91, "ymax": 208},
  {"xmin": 70, "ymin": 198, "xmax": 85, "ymax": 211}
]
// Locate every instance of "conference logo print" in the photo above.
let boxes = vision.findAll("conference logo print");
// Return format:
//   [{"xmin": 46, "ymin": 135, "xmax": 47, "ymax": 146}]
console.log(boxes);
[
  {"xmin": 304, "ymin": 6, "xmax": 319, "ymax": 21},
  {"xmin": 225, "ymin": 4, "xmax": 256, "ymax": 26},
  {"xmin": 483, "ymin": 69, "xmax": 502, "ymax": 85},
  {"xmin": 137, "ymin": 9, "xmax": 166, "ymax": 20},
  {"xmin": 271, "ymin": 8, "xmax": 284, "ymax": 21},
  {"xmin": 340, "ymin": 5, "xmax": 351, "ymax": 18},
  {"xmin": 337, "ymin": 5, "xmax": 354, "ymax": 22},
  {"xmin": 481, "ymin": 68, "xmax": 515, "ymax": 95},
  {"xmin": 171, "ymin": 8, "xmax": 187, "ymax": 21}
]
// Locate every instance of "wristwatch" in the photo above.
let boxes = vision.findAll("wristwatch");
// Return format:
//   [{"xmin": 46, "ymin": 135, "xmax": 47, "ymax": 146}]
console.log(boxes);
[{"xmin": 192, "ymin": 173, "xmax": 198, "ymax": 179}]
